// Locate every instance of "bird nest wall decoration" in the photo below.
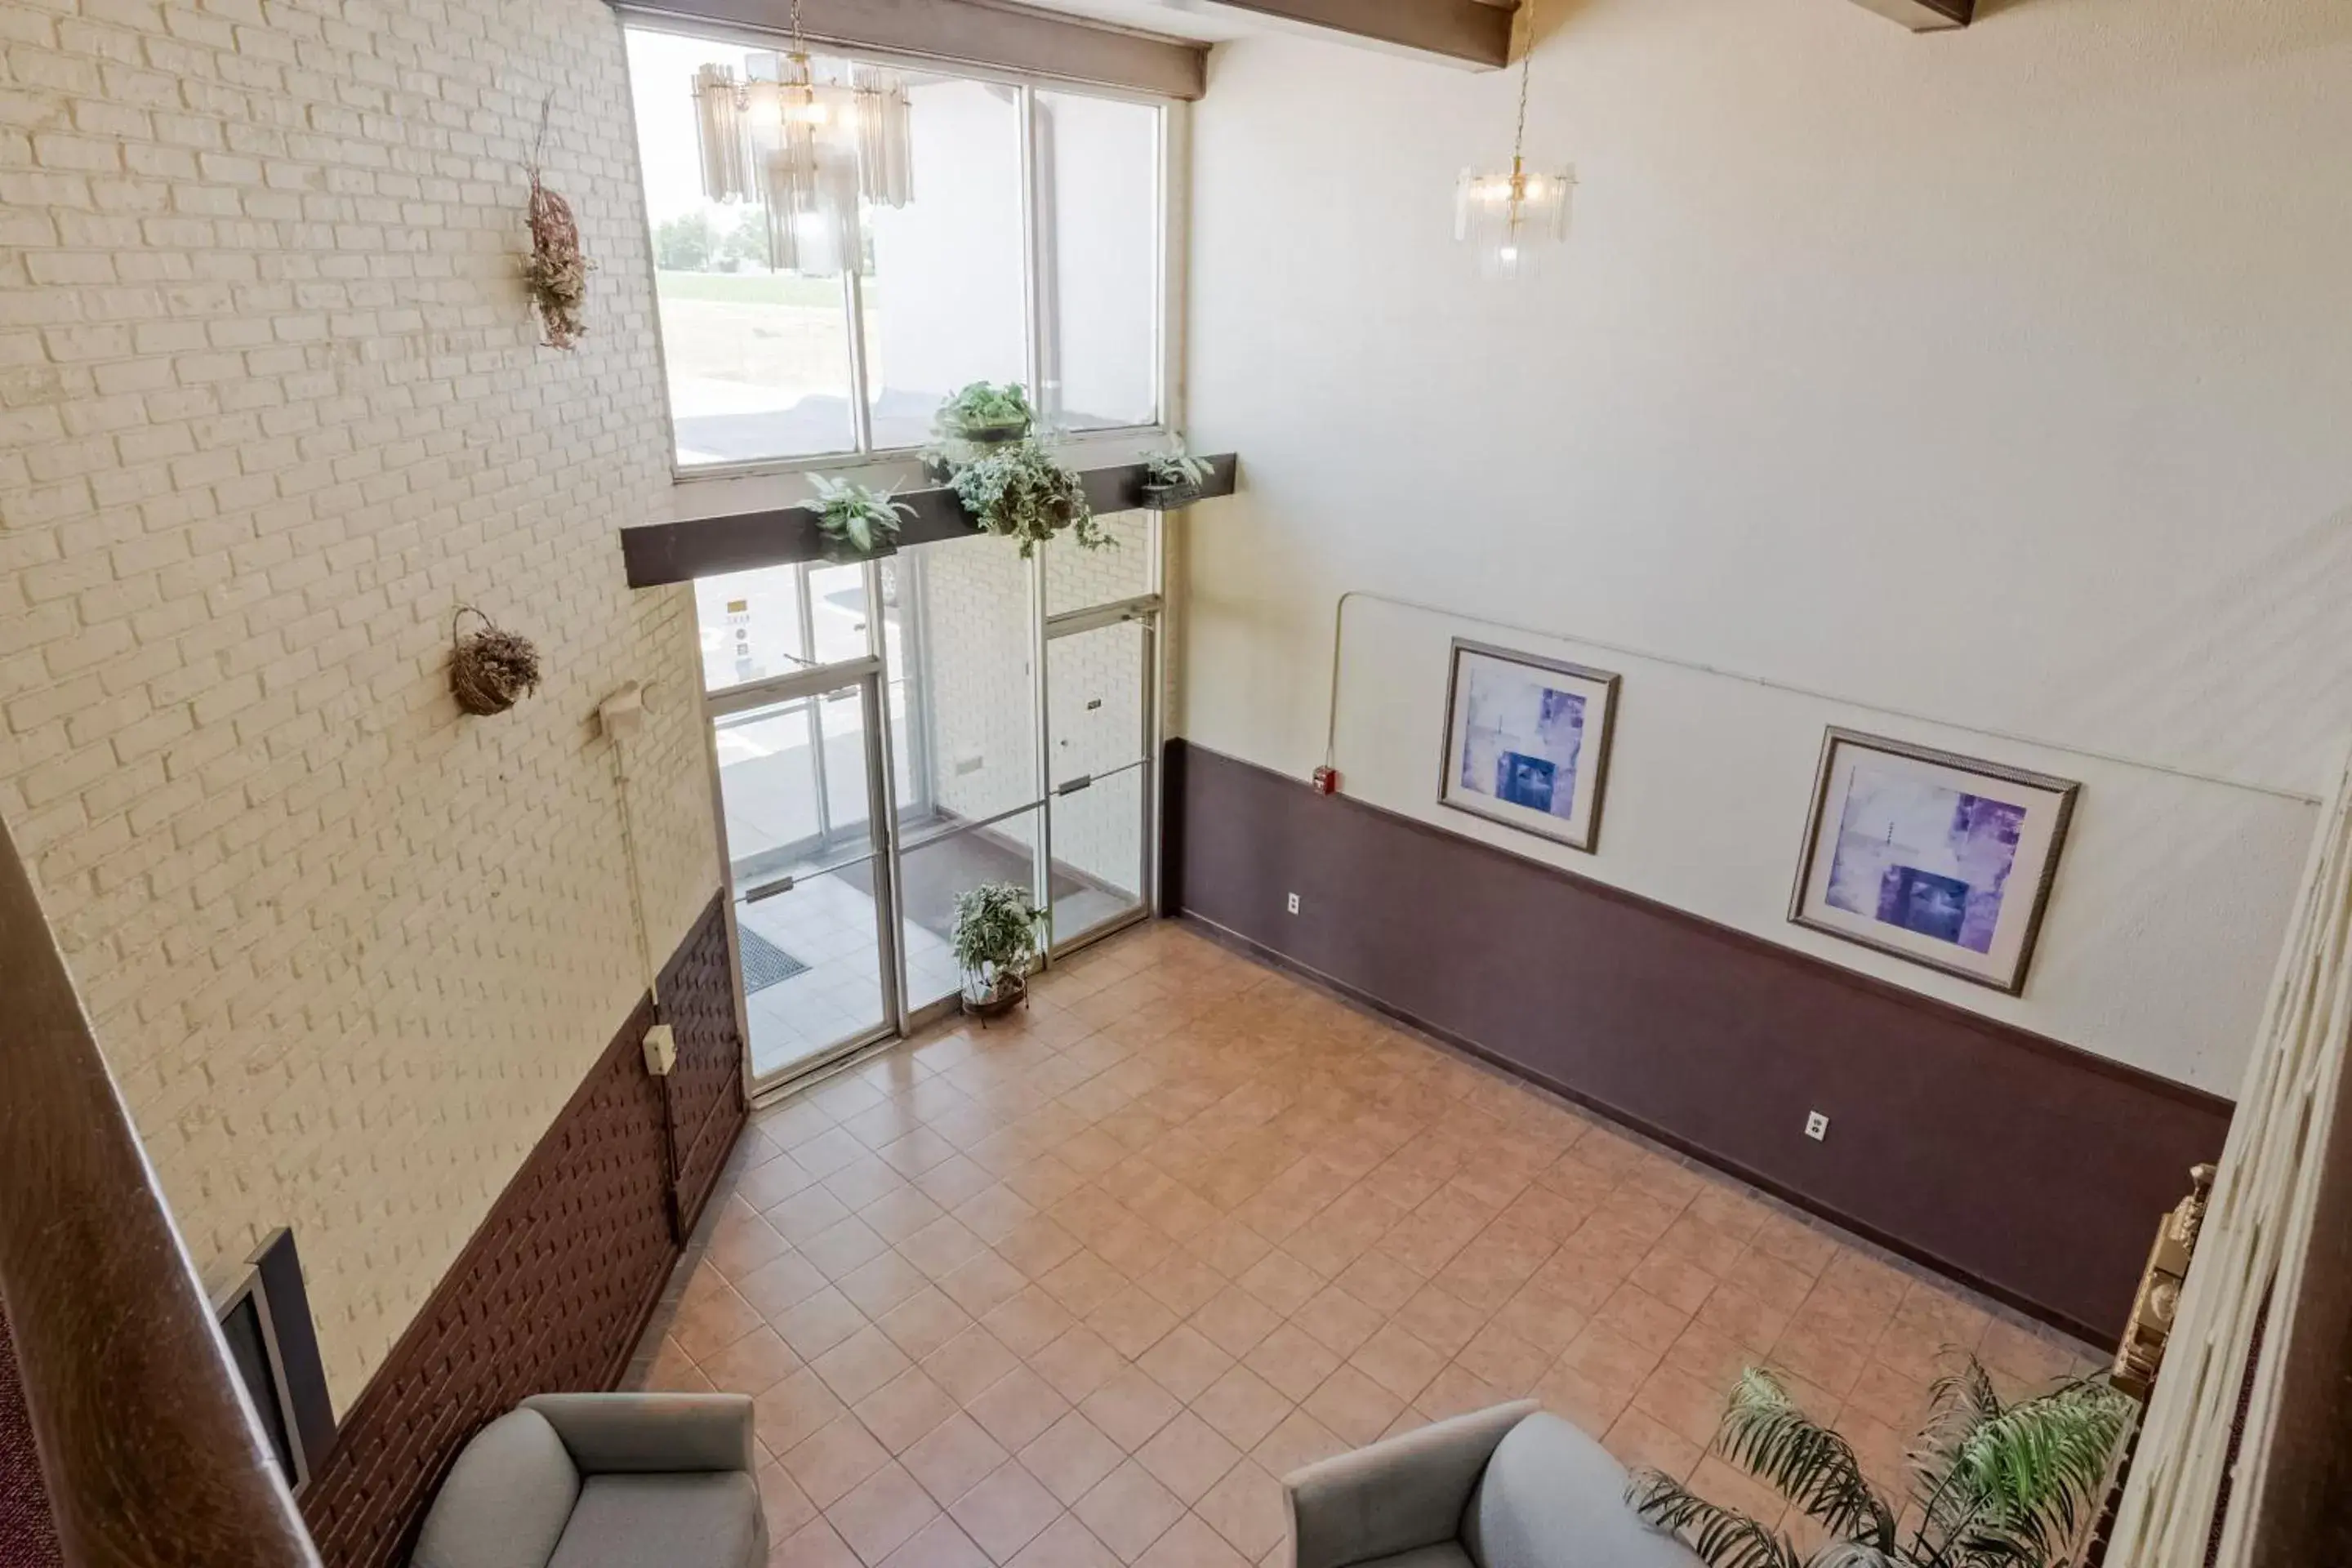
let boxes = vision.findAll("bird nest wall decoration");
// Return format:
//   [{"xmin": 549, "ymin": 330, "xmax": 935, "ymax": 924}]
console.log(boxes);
[{"xmin": 523, "ymin": 96, "xmax": 592, "ymax": 350}]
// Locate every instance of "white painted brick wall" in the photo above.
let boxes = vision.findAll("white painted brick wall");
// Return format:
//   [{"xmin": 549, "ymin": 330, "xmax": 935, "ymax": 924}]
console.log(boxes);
[{"xmin": 0, "ymin": 0, "xmax": 716, "ymax": 1410}]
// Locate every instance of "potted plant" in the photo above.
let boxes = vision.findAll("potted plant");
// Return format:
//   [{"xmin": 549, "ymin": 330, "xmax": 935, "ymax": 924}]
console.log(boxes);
[
  {"xmin": 950, "ymin": 438, "xmax": 1113, "ymax": 558},
  {"xmin": 951, "ymin": 881, "xmax": 1047, "ymax": 1018},
  {"xmin": 808, "ymin": 474, "xmax": 912, "ymax": 561},
  {"xmin": 1627, "ymin": 1354, "xmax": 2131, "ymax": 1568},
  {"xmin": 935, "ymin": 381, "xmax": 1035, "ymax": 446},
  {"xmin": 1138, "ymin": 439, "xmax": 1212, "ymax": 510}
]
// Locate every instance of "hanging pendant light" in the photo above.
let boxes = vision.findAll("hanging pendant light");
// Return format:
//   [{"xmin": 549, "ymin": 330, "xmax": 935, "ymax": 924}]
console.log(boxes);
[
  {"xmin": 1455, "ymin": 0, "xmax": 1575, "ymax": 281},
  {"xmin": 688, "ymin": 0, "xmax": 915, "ymax": 277}
]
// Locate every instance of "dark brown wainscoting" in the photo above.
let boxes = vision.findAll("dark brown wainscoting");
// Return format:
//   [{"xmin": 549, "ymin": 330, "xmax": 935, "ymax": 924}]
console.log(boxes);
[
  {"xmin": 0, "ymin": 1312, "xmax": 60, "ymax": 1568},
  {"xmin": 1162, "ymin": 741, "xmax": 2232, "ymax": 1345},
  {"xmin": 301, "ymin": 893, "xmax": 746, "ymax": 1568}
]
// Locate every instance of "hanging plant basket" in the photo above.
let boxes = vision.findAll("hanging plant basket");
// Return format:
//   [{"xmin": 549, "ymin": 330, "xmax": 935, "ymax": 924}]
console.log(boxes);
[{"xmin": 450, "ymin": 606, "xmax": 541, "ymax": 715}]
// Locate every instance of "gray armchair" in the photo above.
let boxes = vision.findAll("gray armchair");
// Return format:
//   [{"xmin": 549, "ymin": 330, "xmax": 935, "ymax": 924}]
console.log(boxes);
[
  {"xmin": 412, "ymin": 1393, "xmax": 765, "ymax": 1568},
  {"xmin": 1283, "ymin": 1402, "xmax": 1702, "ymax": 1568}
]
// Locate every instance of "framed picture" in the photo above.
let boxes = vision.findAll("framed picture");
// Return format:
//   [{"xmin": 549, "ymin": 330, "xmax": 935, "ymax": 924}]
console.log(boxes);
[
  {"xmin": 1439, "ymin": 639, "xmax": 1620, "ymax": 853},
  {"xmin": 1789, "ymin": 728, "xmax": 2078, "ymax": 995}
]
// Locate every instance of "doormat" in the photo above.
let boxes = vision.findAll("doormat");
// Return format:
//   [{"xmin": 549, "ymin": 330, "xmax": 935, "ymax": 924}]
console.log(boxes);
[{"xmin": 738, "ymin": 928, "xmax": 810, "ymax": 993}]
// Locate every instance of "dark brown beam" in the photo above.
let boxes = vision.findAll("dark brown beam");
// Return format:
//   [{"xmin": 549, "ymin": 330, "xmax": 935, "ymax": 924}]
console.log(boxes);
[
  {"xmin": 621, "ymin": 453, "xmax": 1237, "ymax": 587},
  {"xmin": 618, "ymin": 0, "xmax": 1208, "ymax": 100},
  {"xmin": 0, "ymin": 815, "xmax": 319, "ymax": 1566},
  {"xmin": 1196, "ymin": 0, "xmax": 1512, "ymax": 68},
  {"xmin": 1842, "ymin": 0, "xmax": 1971, "ymax": 31}
]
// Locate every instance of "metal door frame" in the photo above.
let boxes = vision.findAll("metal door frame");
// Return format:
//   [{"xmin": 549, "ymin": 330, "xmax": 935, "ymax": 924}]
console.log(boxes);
[{"xmin": 708, "ymin": 646, "xmax": 902, "ymax": 1100}]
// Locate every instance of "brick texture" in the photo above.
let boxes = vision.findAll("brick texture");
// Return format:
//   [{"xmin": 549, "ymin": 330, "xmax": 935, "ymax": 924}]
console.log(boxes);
[
  {"xmin": 0, "ymin": 0, "xmax": 719, "ymax": 1410},
  {"xmin": 300, "ymin": 893, "xmax": 745, "ymax": 1568}
]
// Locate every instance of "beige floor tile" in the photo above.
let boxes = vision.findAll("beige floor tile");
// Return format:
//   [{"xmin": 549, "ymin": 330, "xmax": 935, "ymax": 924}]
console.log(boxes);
[
  {"xmin": 1192, "ymin": 1461, "xmax": 1288, "ymax": 1561},
  {"xmin": 1301, "ymin": 1365, "xmax": 1404, "ymax": 1449},
  {"xmin": 818, "ymin": 1326, "xmax": 918, "ymax": 1406},
  {"xmin": 1031, "ymin": 1326, "xmax": 1127, "ymax": 1404},
  {"xmin": 1133, "ymin": 1513, "xmax": 1250, "ymax": 1568},
  {"xmin": 1189, "ymin": 1365, "xmax": 1291, "ymax": 1451},
  {"xmin": 1135, "ymin": 1410, "xmax": 1242, "ymax": 1505},
  {"xmin": 787, "ymin": 1414, "xmax": 893, "ymax": 1511},
  {"xmin": 1020, "ymin": 1412, "xmax": 1126, "ymax": 1504},
  {"xmin": 969, "ymin": 1365, "xmax": 1075, "ymax": 1451},
  {"xmin": 880, "ymin": 1288, "xmax": 978, "ymax": 1362},
  {"xmin": 858, "ymin": 1367, "xmax": 963, "ymax": 1454},
  {"xmin": 925, "ymin": 1328, "xmax": 1025, "ymax": 1405},
  {"xmin": 1239, "ymin": 1324, "xmax": 1340, "ymax": 1405},
  {"xmin": 882, "ymin": 1517, "xmax": 994, "ymax": 1568},
  {"xmin": 700, "ymin": 1325, "xmax": 802, "ymax": 1397},
  {"xmin": 774, "ymin": 1519, "xmax": 865, "ymax": 1568},
  {"xmin": 1006, "ymin": 1516, "xmax": 1120, "ymax": 1568},
  {"xmin": 831, "ymin": 1462, "xmax": 940, "ymax": 1566},
  {"xmin": 948, "ymin": 1461, "xmax": 1065, "ymax": 1562},
  {"xmin": 1079, "ymin": 1364, "xmax": 1186, "ymax": 1452},
  {"xmin": 1137, "ymin": 1325, "xmax": 1235, "ymax": 1403},
  {"xmin": 1073, "ymin": 1460, "xmax": 1187, "ymax": 1564},
  {"xmin": 902, "ymin": 1413, "xmax": 1012, "ymax": 1508}
]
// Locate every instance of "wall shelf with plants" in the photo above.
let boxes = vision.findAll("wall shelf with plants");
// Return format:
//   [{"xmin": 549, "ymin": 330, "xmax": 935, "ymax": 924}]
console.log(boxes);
[{"xmin": 619, "ymin": 385, "xmax": 1236, "ymax": 587}]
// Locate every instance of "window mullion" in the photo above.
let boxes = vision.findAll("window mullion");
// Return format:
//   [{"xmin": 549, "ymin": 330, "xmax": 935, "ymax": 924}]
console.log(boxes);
[
  {"xmin": 844, "ymin": 238, "xmax": 875, "ymax": 453},
  {"xmin": 1018, "ymin": 82, "xmax": 1045, "ymax": 421}
]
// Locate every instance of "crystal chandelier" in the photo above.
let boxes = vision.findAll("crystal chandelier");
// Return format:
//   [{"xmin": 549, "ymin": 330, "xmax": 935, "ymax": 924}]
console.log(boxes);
[
  {"xmin": 688, "ymin": 0, "xmax": 914, "ymax": 275},
  {"xmin": 1455, "ymin": 0, "xmax": 1574, "ymax": 280}
]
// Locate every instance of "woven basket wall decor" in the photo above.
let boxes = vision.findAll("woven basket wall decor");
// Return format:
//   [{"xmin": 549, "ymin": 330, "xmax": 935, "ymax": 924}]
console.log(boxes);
[{"xmin": 450, "ymin": 606, "xmax": 541, "ymax": 716}]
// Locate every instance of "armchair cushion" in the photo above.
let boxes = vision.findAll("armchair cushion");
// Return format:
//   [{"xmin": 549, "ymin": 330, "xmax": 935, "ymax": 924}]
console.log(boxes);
[
  {"xmin": 1285, "ymin": 1401, "xmax": 1538, "ymax": 1568},
  {"xmin": 411, "ymin": 1409, "xmax": 581, "ymax": 1568},
  {"xmin": 1462, "ymin": 1412, "xmax": 1703, "ymax": 1568},
  {"xmin": 546, "ymin": 1472, "xmax": 764, "ymax": 1568},
  {"xmin": 521, "ymin": 1392, "xmax": 756, "ymax": 1474}
]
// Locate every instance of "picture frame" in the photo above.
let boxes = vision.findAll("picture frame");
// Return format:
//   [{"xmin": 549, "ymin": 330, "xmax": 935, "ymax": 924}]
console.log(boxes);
[
  {"xmin": 1789, "ymin": 728, "xmax": 2078, "ymax": 995},
  {"xmin": 1438, "ymin": 639, "xmax": 1621, "ymax": 853}
]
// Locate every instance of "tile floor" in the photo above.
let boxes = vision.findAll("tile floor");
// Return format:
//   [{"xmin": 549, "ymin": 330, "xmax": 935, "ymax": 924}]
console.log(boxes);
[{"xmin": 635, "ymin": 920, "xmax": 2103, "ymax": 1568}]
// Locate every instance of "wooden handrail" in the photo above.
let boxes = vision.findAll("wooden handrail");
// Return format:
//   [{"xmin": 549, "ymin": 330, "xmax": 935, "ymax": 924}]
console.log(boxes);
[{"xmin": 0, "ymin": 813, "xmax": 319, "ymax": 1567}]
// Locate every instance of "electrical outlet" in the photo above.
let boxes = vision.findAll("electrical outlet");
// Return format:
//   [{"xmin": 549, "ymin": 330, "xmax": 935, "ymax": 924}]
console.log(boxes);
[
  {"xmin": 1286, "ymin": 893, "xmax": 1300, "ymax": 915},
  {"xmin": 1804, "ymin": 1111, "xmax": 1829, "ymax": 1142}
]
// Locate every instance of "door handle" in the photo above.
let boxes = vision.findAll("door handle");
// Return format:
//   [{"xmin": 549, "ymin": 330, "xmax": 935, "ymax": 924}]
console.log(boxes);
[
  {"xmin": 1055, "ymin": 774, "xmax": 1094, "ymax": 796},
  {"xmin": 745, "ymin": 875, "xmax": 795, "ymax": 903}
]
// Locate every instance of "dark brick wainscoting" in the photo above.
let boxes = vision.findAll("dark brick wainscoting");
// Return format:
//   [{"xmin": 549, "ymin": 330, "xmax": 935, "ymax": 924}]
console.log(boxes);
[
  {"xmin": 301, "ymin": 893, "xmax": 746, "ymax": 1568},
  {"xmin": 1163, "ymin": 740, "xmax": 2231, "ymax": 1346}
]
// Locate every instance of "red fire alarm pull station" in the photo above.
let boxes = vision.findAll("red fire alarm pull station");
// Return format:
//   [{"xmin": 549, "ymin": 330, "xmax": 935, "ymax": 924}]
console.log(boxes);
[{"xmin": 1312, "ymin": 766, "xmax": 1340, "ymax": 796}]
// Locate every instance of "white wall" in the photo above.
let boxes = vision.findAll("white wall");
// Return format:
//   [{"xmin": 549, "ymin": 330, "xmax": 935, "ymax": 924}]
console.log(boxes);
[
  {"xmin": 0, "ymin": 0, "xmax": 715, "ymax": 1406},
  {"xmin": 1178, "ymin": 0, "xmax": 2352, "ymax": 1095}
]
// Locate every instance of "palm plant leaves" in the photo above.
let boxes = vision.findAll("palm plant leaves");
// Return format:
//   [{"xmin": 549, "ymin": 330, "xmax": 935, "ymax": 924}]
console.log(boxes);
[
  {"xmin": 1627, "ymin": 1468, "xmax": 1804, "ymax": 1568},
  {"xmin": 1716, "ymin": 1370, "xmax": 1899, "ymax": 1548},
  {"xmin": 1929, "ymin": 1377, "xmax": 2129, "ymax": 1563},
  {"xmin": 1624, "ymin": 1355, "xmax": 2126, "ymax": 1568}
]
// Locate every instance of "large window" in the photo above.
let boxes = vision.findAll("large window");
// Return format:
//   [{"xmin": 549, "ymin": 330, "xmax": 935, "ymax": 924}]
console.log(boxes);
[{"xmin": 625, "ymin": 24, "xmax": 1165, "ymax": 471}]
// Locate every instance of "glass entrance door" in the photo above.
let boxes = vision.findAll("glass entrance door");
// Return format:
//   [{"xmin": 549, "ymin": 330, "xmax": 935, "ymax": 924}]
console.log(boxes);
[
  {"xmin": 1045, "ymin": 605, "xmax": 1154, "ymax": 951},
  {"xmin": 714, "ymin": 673, "xmax": 896, "ymax": 1087}
]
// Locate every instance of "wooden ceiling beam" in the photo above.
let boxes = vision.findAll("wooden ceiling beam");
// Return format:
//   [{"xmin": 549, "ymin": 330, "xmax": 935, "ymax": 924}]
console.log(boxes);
[
  {"xmin": 619, "ymin": 0, "xmax": 1209, "ymax": 100},
  {"xmin": 1193, "ymin": 0, "xmax": 1514, "ymax": 69},
  {"xmin": 1842, "ymin": 0, "xmax": 1972, "ymax": 32}
]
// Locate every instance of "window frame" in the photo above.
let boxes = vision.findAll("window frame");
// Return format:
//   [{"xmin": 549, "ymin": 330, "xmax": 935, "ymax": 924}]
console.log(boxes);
[{"xmin": 618, "ymin": 11, "xmax": 1183, "ymax": 485}]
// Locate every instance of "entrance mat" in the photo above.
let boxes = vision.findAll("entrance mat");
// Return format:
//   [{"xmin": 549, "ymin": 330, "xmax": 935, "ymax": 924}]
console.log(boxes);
[{"xmin": 738, "ymin": 928, "xmax": 810, "ymax": 993}]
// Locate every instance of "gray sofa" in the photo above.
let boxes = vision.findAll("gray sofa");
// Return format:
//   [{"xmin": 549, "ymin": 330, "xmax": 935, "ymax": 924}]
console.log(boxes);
[
  {"xmin": 1284, "ymin": 1401, "xmax": 1704, "ymax": 1568},
  {"xmin": 412, "ymin": 1393, "xmax": 765, "ymax": 1568}
]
